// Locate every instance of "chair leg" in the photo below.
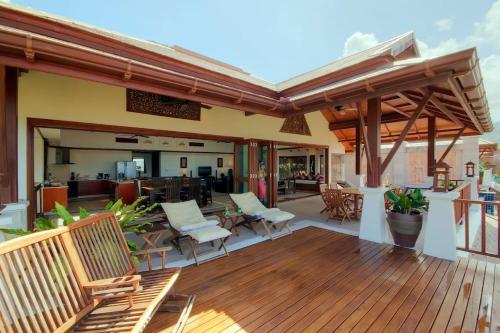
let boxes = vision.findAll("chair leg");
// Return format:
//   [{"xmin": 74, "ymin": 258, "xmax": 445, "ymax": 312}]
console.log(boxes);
[
  {"xmin": 220, "ymin": 239, "xmax": 229, "ymax": 257},
  {"xmin": 189, "ymin": 239, "xmax": 199, "ymax": 266},
  {"xmin": 261, "ymin": 220, "xmax": 273, "ymax": 239}
]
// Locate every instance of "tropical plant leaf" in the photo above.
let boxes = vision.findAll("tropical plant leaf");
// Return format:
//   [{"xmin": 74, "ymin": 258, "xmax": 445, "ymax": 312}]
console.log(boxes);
[
  {"xmin": 79, "ymin": 207, "xmax": 90, "ymax": 219},
  {"xmin": 34, "ymin": 217, "xmax": 58, "ymax": 231},
  {"xmin": 0, "ymin": 228, "xmax": 32, "ymax": 236},
  {"xmin": 54, "ymin": 202, "xmax": 75, "ymax": 226}
]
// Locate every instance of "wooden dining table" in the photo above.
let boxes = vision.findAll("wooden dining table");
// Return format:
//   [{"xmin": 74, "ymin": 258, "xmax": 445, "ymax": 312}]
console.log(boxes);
[{"xmin": 341, "ymin": 187, "xmax": 363, "ymax": 220}]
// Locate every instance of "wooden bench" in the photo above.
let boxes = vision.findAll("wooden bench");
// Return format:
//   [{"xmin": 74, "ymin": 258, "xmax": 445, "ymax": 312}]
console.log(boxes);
[{"xmin": 0, "ymin": 212, "xmax": 194, "ymax": 333}]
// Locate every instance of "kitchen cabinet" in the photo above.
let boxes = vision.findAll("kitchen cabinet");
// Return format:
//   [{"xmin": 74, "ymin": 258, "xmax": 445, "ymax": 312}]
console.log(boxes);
[
  {"xmin": 76, "ymin": 180, "xmax": 111, "ymax": 197},
  {"xmin": 42, "ymin": 186, "xmax": 68, "ymax": 213}
]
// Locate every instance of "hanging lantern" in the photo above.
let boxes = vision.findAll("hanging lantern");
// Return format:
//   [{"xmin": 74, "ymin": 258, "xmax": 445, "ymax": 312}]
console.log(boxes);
[
  {"xmin": 465, "ymin": 161, "xmax": 475, "ymax": 178},
  {"xmin": 433, "ymin": 161, "xmax": 451, "ymax": 192}
]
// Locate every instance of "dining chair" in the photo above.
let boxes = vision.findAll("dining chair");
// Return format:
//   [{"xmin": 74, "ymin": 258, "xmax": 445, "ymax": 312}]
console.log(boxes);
[
  {"xmin": 163, "ymin": 177, "xmax": 182, "ymax": 202},
  {"xmin": 324, "ymin": 188, "xmax": 352, "ymax": 224}
]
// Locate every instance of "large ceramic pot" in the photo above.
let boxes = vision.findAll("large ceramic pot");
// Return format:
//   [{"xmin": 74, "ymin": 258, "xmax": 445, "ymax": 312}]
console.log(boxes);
[{"xmin": 386, "ymin": 211, "xmax": 423, "ymax": 248}]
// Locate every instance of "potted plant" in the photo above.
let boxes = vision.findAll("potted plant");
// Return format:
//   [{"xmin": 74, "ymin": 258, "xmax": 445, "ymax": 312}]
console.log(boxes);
[{"xmin": 385, "ymin": 189, "xmax": 427, "ymax": 248}]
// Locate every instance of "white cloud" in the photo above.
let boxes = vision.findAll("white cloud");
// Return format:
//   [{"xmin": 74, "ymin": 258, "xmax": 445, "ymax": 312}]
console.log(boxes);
[
  {"xmin": 341, "ymin": 0, "xmax": 500, "ymax": 131},
  {"xmin": 342, "ymin": 32, "xmax": 378, "ymax": 57},
  {"xmin": 472, "ymin": 0, "xmax": 500, "ymax": 48},
  {"xmin": 482, "ymin": 54, "xmax": 500, "ymax": 123},
  {"xmin": 0, "ymin": 0, "xmax": 11, "ymax": 3},
  {"xmin": 435, "ymin": 18, "xmax": 454, "ymax": 31}
]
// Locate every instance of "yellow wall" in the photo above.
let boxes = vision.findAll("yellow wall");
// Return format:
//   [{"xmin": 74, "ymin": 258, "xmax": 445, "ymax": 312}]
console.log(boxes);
[{"xmin": 18, "ymin": 71, "xmax": 344, "ymax": 199}]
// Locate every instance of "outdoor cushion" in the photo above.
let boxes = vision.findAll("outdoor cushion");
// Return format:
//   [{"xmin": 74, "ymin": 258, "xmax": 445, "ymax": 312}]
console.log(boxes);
[
  {"xmin": 161, "ymin": 200, "xmax": 206, "ymax": 230},
  {"xmin": 187, "ymin": 226, "xmax": 232, "ymax": 243},
  {"xmin": 230, "ymin": 192, "xmax": 294, "ymax": 223},
  {"xmin": 260, "ymin": 210, "xmax": 295, "ymax": 223},
  {"xmin": 230, "ymin": 192, "xmax": 267, "ymax": 215},
  {"xmin": 177, "ymin": 219, "xmax": 220, "ymax": 233}
]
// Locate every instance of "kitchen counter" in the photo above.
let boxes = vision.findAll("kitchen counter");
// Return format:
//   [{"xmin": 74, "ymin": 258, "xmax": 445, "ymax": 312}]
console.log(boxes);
[{"xmin": 67, "ymin": 179, "xmax": 136, "ymax": 204}]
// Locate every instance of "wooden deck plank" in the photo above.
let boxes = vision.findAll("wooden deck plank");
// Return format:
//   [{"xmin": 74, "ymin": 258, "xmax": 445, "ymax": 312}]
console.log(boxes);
[
  {"xmin": 142, "ymin": 228, "xmax": 500, "ymax": 333},
  {"xmin": 302, "ymin": 250, "xmax": 418, "ymax": 333},
  {"xmin": 344, "ymin": 256, "xmax": 436, "ymax": 332},
  {"xmin": 184, "ymin": 234, "xmax": 370, "ymax": 332},
  {"xmin": 491, "ymin": 264, "xmax": 500, "ymax": 332},
  {"xmin": 368, "ymin": 258, "xmax": 444, "ymax": 332},
  {"xmin": 396, "ymin": 260, "xmax": 454, "ymax": 333},
  {"xmin": 461, "ymin": 260, "xmax": 486, "ymax": 332},
  {"xmin": 475, "ymin": 262, "xmax": 495, "ymax": 333},
  {"xmin": 263, "ymin": 248, "xmax": 415, "ymax": 332},
  {"xmin": 444, "ymin": 259, "xmax": 478, "ymax": 332}
]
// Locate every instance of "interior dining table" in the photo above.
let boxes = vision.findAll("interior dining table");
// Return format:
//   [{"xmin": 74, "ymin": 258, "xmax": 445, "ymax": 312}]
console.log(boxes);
[{"xmin": 341, "ymin": 187, "xmax": 363, "ymax": 220}]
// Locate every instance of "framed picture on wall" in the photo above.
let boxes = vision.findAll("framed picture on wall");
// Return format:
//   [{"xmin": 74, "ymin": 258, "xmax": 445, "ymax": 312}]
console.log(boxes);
[
  {"xmin": 217, "ymin": 157, "xmax": 223, "ymax": 168},
  {"xmin": 180, "ymin": 157, "xmax": 187, "ymax": 168}
]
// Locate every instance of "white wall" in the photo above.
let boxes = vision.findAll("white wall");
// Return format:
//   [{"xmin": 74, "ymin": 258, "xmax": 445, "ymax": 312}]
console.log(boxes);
[
  {"xmin": 343, "ymin": 138, "xmax": 477, "ymax": 186},
  {"xmin": 17, "ymin": 71, "xmax": 344, "ymax": 200},
  {"xmin": 160, "ymin": 152, "xmax": 233, "ymax": 177},
  {"xmin": 59, "ymin": 129, "xmax": 234, "ymax": 153},
  {"xmin": 45, "ymin": 148, "xmax": 132, "ymax": 182}
]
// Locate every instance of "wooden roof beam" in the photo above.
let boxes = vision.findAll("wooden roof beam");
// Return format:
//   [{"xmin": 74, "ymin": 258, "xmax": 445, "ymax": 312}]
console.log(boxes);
[
  {"xmin": 380, "ymin": 89, "xmax": 432, "ymax": 173},
  {"xmin": 437, "ymin": 127, "xmax": 466, "ymax": 163},
  {"xmin": 329, "ymin": 111, "xmax": 414, "ymax": 130},
  {"xmin": 428, "ymin": 94, "xmax": 464, "ymax": 127},
  {"xmin": 447, "ymin": 77, "xmax": 484, "ymax": 134}
]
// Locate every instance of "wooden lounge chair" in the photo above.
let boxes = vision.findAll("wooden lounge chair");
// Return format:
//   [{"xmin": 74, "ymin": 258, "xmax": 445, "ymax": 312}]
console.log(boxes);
[
  {"xmin": 161, "ymin": 200, "xmax": 232, "ymax": 265},
  {"xmin": 230, "ymin": 192, "xmax": 295, "ymax": 240},
  {"xmin": 0, "ymin": 212, "xmax": 194, "ymax": 333}
]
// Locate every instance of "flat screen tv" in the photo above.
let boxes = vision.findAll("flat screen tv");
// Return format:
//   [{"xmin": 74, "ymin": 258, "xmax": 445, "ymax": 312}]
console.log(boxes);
[{"xmin": 198, "ymin": 166, "xmax": 212, "ymax": 177}]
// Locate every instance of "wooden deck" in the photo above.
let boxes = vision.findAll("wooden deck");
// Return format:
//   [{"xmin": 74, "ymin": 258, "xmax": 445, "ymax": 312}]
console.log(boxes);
[{"xmin": 145, "ymin": 227, "xmax": 500, "ymax": 333}]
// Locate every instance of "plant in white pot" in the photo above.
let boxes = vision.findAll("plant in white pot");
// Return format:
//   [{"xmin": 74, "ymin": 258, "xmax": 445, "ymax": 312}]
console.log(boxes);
[{"xmin": 385, "ymin": 189, "xmax": 428, "ymax": 248}]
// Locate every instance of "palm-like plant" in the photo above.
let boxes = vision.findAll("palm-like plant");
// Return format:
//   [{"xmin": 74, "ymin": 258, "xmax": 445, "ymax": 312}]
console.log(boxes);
[
  {"xmin": 0, "ymin": 197, "xmax": 157, "ymax": 253},
  {"xmin": 385, "ymin": 188, "xmax": 427, "ymax": 215}
]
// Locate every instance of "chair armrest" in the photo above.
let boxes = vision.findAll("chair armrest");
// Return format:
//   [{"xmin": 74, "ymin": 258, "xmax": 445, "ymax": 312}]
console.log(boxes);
[
  {"xmin": 82, "ymin": 275, "xmax": 143, "ymax": 306},
  {"xmin": 132, "ymin": 246, "xmax": 173, "ymax": 271}
]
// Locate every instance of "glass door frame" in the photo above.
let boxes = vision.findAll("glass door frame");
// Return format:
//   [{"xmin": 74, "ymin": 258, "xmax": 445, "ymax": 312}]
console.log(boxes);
[{"xmin": 233, "ymin": 139, "xmax": 329, "ymax": 207}]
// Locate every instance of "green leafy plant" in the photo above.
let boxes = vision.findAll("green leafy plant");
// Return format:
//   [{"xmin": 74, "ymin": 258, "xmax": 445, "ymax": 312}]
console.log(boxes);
[
  {"xmin": 385, "ymin": 189, "xmax": 427, "ymax": 215},
  {"xmin": 0, "ymin": 197, "xmax": 157, "ymax": 256}
]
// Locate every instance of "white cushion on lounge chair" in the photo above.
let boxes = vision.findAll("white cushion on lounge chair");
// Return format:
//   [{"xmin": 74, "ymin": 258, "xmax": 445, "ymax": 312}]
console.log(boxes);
[
  {"xmin": 177, "ymin": 220, "xmax": 220, "ymax": 232},
  {"xmin": 188, "ymin": 227, "xmax": 232, "ymax": 243},
  {"xmin": 162, "ymin": 200, "xmax": 222, "ymax": 233},
  {"xmin": 229, "ymin": 192, "xmax": 267, "ymax": 215},
  {"xmin": 260, "ymin": 210, "xmax": 295, "ymax": 223},
  {"xmin": 230, "ymin": 192, "xmax": 295, "ymax": 222}
]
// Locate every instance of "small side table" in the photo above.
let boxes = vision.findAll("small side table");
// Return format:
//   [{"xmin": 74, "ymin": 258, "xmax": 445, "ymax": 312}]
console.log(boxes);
[
  {"xmin": 219, "ymin": 212, "xmax": 244, "ymax": 236},
  {"xmin": 139, "ymin": 223, "xmax": 169, "ymax": 252}
]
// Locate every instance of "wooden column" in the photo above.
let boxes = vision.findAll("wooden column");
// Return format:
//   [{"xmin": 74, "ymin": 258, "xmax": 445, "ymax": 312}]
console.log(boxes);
[
  {"xmin": 366, "ymin": 97, "xmax": 381, "ymax": 187},
  {"xmin": 427, "ymin": 116, "xmax": 436, "ymax": 177},
  {"xmin": 0, "ymin": 66, "xmax": 18, "ymax": 204},
  {"xmin": 355, "ymin": 118, "xmax": 361, "ymax": 175}
]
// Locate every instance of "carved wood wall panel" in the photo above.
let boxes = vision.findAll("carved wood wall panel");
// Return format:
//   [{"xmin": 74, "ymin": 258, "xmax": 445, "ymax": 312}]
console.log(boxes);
[
  {"xmin": 280, "ymin": 114, "xmax": 311, "ymax": 136},
  {"xmin": 126, "ymin": 89, "xmax": 201, "ymax": 120}
]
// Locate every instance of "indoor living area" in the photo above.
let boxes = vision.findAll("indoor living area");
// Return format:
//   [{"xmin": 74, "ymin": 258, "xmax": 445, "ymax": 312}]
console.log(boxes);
[
  {"xmin": 33, "ymin": 127, "xmax": 235, "ymax": 216},
  {"xmin": 276, "ymin": 145, "xmax": 327, "ymax": 202}
]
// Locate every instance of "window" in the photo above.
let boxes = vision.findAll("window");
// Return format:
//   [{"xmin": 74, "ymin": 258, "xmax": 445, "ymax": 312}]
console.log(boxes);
[{"xmin": 133, "ymin": 157, "xmax": 146, "ymax": 173}]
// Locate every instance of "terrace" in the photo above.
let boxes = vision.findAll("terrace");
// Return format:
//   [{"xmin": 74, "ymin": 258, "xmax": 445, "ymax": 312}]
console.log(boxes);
[{"xmin": 0, "ymin": 2, "xmax": 498, "ymax": 333}]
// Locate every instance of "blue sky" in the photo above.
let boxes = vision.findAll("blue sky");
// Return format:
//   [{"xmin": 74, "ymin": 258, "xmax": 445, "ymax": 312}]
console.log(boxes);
[{"xmin": 6, "ymin": 0, "xmax": 500, "ymax": 129}]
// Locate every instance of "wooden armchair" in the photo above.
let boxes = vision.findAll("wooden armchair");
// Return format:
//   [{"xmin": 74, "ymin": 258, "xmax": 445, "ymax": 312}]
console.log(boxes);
[
  {"xmin": 0, "ymin": 212, "xmax": 194, "ymax": 333},
  {"xmin": 324, "ymin": 188, "xmax": 352, "ymax": 224}
]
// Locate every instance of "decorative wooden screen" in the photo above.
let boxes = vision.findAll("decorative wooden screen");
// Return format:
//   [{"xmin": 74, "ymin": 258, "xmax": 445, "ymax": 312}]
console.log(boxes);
[
  {"xmin": 126, "ymin": 89, "xmax": 201, "ymax": 120},
  {"xmin": 280, "ymin": 114, "xmax": 311, "ymax": 136}
]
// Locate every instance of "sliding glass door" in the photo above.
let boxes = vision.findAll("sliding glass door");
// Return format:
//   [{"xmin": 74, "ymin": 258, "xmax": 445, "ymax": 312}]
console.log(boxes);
[{"xmin": 233, "ymin": 140, "xmax": 278, "ymax": 207}]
